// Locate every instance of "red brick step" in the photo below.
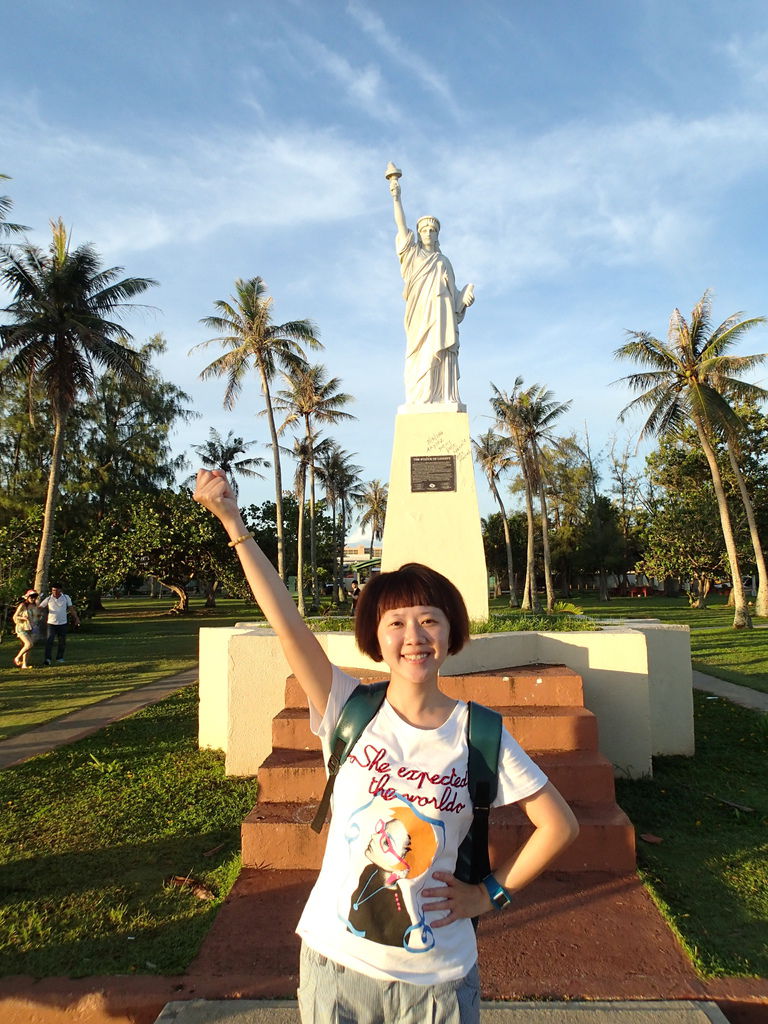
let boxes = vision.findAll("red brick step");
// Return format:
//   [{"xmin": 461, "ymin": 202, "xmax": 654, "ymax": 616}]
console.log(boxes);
[{"xmin": 240, "ymin": 801, "xmax": 636, "ymax": 875}]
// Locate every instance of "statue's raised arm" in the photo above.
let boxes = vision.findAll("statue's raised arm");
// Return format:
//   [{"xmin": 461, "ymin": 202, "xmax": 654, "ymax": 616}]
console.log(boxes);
[{"xmin": 385, "ymin": 162, "xmax": 475, "ymax": 409}]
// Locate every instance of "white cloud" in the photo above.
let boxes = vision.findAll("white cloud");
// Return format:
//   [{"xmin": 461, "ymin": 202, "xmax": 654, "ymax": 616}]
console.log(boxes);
[
  {"xmin": 346, "ymin": 1, "xmax": 461, "ymax": 118},
  {"xmin": 291, "ymin": 32, "xmax": 403, "ymax": 124}
]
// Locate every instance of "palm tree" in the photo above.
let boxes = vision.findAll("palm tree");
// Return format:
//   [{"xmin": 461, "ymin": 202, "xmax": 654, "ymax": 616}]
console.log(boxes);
[
  {"xmin": 491, "ymin": 380, "xmax": 571, "ymax": 613},
  {"xmin": 0, "ymin": 219, "xmax": 155, "ymax": 592},
  {"xmin": 316, "ymin": 443, "xmax": 363, "ymax": 604},
  {"xmin": 287, "ymin": 434, "xmax": 313, "ymax": 617},
  {"xmin": 516, "ymin": 384, "xmax": 572, "ymax": 613},
  {"xmin": 357, "ymin": 480, "xmax": 388, "ymax": 559},
  {"xmin": 0, "ymin": 174, "xmax": 27, "ymax": 239},
  {"xmin": 491, "ymin": 380, "xmax": 539, "ymax": 611},
  {"xmin": 274, "ymin": 365, "xmax": 355, "ymax": 607},
  {"xmin": 615, "ymin": 291, "xmax": 767, "ymax": 629},
  {"xmin": 193, "ymin": 277, "xmax": 320, "ymax": 582},
  {"xmin": 190, "ymin": 427, "xmax": 270, "ymax": 497},
  {"xmin": 472, "ymin": 430, "xmax": 518, "ymax": 607}
]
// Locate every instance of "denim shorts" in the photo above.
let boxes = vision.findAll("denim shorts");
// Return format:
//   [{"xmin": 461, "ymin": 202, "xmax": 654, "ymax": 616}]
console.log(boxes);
[{"xmin": 298, "ymin": 941, "xmax": 480, "ymax": 1024}]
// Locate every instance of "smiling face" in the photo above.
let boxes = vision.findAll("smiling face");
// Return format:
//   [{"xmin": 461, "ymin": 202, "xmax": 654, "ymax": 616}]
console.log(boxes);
[{"xmin": 376, "ymin": 604, "xmax": 450, "ymax": 685}]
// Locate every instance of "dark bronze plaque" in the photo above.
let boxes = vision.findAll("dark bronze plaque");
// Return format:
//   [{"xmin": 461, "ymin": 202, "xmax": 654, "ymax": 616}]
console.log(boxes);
[{"xmin": 410, "ymin": 455, "xmax": 456, "ymax": 492}]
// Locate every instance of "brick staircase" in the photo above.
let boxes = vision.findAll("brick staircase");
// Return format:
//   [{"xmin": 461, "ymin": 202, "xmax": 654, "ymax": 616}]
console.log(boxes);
[{"xmin": 242, "ymin": 664, "xmax": 636, "ymax": 874}]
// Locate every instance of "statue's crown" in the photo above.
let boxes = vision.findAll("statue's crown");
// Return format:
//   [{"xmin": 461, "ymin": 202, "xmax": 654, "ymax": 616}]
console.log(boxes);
[{"xmin": 416, "ymin": 216, "xmax": 440, "ymax": 233}]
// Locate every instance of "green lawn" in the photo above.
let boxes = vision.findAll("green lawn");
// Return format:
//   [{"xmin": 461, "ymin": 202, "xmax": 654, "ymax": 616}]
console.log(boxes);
[
  {"xmin": 0, "ymin": 686, "xmax": 258, "ymax": 976},
  {"xmin": 616, "ymin": 692, "xmax": 768, "ymax": 977},
  {"xmin": 2, "ymin": 590, "xmax": 767, "ymax": 979},
  {"xmin": 0, "ymin": 597, "xmax": 267, "ymax": 741}
]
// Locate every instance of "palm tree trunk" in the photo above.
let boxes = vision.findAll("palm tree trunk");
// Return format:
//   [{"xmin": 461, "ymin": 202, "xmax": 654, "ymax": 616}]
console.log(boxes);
[
  {"xmin": 490, "ymin": 479, "xmax": 518, "ymax": 607},
  {"xmin": 337, "ymin": 501, "xmax": 347, "ymax": 605},
  {"xmin": 693, "ymin": 416, "xmax": 751, "ymax": 629},
  {"xmin": 305, "ymin": 418, "xmax": 319, "ymax": 609},
  {"xmin": 34, "ymin": 410, "xmax": 67, "ymax": 594},
  {"xmin": 296, "ymin": 468, "xmax": 306, "ymax": 618},
  {"xmin": 726, "ymin": 438, "xmax": 768, "ymax": 617},
  {"xmin": 522, "ymin": 475, "xmax": 540, "ymax": 612},
  {"xmin": 259, "ymin": 364, "xmax": 286, "ymax": 582},
  {"xmin": 538, "ymin": 480, "xmax": 555, "ymax": 613}
]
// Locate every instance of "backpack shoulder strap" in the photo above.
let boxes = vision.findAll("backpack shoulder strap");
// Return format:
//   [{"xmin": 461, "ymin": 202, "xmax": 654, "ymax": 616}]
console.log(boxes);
[
  {"xmin": 310, "ymin": 679, "xmax": 388, "ymax": 833},
  {"xmin": 455, "ymin": 701, "xmax": 502, "ymax": 885}
]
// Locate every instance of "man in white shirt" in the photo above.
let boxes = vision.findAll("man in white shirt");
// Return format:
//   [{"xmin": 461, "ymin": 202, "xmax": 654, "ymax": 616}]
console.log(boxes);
[{"xmin": 38, "ymin": 585, "xmax": 80, "ymax": 666}]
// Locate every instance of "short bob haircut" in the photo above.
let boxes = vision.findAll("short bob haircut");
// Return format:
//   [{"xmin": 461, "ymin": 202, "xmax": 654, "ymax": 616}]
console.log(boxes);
[{"xmin": 354, "ymin": 562, "xmax": 470, "ymax": 663}]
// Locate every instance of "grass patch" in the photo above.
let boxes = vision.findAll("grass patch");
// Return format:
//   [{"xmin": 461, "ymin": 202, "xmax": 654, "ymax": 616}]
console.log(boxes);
[
  {"xmin": 616, "ymin": 692, "xmax": 768, "ymax": 977},
  {"xmin": 0, "ymin": 685, "xmax": 257, "ymax": 976},
  {"xmin": 690, "ymin": 629, "xmax": 768, "ymax": 696},
  {"xmin": 0, "ymin": 597, "xmax": 267, "ymax": 741}
]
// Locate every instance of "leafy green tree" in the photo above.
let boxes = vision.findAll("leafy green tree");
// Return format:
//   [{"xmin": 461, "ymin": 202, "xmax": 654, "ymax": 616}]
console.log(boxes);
[
  {"xmin": 0, "ymin": 219, "xmax": 156, "ymax": 593},
  {"xmin": 89, "ymin": 489, "xmax": 236, "ymax": 612},
  {"xmin": 638, "ymin": 488, "xmax": 727, "ymax": 607},
  {"xmin": 542, "ymin": 436, "xmax": 592, "ymax": 597},
  {"xmin": 190, "ymin": 427, "xmax": 269, "ymax": 498},
  {"xmin": 194, "ymin": 277, "xmax": 320, "ymax": 582},
  {"xmin": 72, "ymin": 334, "xmax": 194, "ymax": 515},
  {"xmin": 616, "ymin": 292, "xmax": 766, "ymax": 628},
  {"xmin": 0, "ymin": 334, "xmax": 191, "ymax": 526},
  {"xmin": 481, "ymin": 511, "xmax": 526, "ymax": 598},
  {"xmin": 572, "ymin": 494, "xmax": 625, "ymax": 592},
  {"xmin": 641, "ymin": 429, "xmax": 753, "ymax": 604},
  {"xmin": 607, "ymin": 438, "xmax": 645, "ymax": 593},
  {"xmin": 244, "ymin": 493, "xmax": 334, "ymax": 588},
  {"xmin": 0, "ymin": 508, "xmax": 41, "ymax": 638},
  {"xmin": 274, "ymin": 364, "xmax": 355, "ymax": 605}
]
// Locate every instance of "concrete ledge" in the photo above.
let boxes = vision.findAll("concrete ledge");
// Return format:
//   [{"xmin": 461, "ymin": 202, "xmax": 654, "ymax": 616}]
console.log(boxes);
[
  {"xmin": 198, "ymin": 625, "xmax": 693, "ymax": 779},
  {"xmin": 154, "ymin": 999, "xmax": 730, "ymax": 1023}
]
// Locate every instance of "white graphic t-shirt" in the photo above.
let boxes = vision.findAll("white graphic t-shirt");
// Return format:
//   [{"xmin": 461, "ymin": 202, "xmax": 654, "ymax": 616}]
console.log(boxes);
[{"xmin": 296, "ymin": 666, "xmax": 548, "ymax": 984}]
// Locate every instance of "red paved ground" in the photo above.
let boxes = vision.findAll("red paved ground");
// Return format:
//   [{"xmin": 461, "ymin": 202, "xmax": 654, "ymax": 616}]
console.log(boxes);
[{"xmin": 1, "ymin": 868, "xmax": 765, "ymax": 1024}]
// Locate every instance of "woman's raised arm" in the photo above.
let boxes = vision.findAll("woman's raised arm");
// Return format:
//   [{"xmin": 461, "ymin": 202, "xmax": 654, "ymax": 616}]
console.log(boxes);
[{"xmin": 193, "ymin": 469, "xmax": 333, "ymax": 714}]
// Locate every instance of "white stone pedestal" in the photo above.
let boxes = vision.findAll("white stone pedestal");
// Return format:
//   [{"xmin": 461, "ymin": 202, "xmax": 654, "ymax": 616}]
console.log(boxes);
[{"xmin": 380, "ymin": 411, "xmax": 489, "ymax": 622}]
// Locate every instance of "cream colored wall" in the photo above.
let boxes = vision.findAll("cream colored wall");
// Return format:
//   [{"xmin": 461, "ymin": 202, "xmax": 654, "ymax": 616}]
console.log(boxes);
[{"xmin": 625, "ymin": 623, "xmax": 695, "ymax": 756}]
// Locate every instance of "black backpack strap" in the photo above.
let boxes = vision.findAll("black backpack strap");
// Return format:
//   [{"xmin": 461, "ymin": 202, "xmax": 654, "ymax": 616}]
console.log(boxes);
[
  {"xmin": 310, "ymin": 680, "xmax": 388, "ymax": 833},
  {"xmin": 455, "ymin": 701, "xmax": 502, "ymax": 885}
]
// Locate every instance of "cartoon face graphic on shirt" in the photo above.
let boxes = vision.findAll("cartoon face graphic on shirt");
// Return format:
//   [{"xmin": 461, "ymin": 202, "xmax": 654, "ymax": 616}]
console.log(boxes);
[
  {"xmin": 366, "ymin": 816, "xmax": 411, "ymax": 885},
  {"xmin": 347, "ymin": 801, "xmax": 439, "ymax": 949}
]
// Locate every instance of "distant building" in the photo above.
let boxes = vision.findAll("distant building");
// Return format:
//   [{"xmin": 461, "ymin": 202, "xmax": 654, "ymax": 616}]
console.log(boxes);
[{"xmin": 343, "ymin": 544, "xmax": 382, "ymax": 566}]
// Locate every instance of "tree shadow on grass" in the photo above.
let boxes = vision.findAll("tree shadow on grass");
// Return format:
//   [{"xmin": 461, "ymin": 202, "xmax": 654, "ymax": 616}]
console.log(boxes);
[{"xmin": 0, "ymin": 831, "xmax": 240, "ymax": 976}]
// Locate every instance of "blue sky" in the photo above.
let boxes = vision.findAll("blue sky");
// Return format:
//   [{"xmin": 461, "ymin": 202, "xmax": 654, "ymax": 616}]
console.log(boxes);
[{"xmin": 4, "ymin": 0, "xmax": 768, "ymax": 538}]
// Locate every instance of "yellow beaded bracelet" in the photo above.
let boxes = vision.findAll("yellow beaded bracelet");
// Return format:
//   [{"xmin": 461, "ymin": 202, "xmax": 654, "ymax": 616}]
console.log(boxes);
[{"xmin": 228, "ymin": 532, "xmax": 253, "ymax": 548}]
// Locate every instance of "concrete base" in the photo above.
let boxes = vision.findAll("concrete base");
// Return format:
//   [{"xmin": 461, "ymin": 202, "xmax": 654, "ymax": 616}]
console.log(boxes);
[
  {"xmin": 153, "ymin": 1000, "xmax": 731, "ymax": 1023},
  {"xmin": 198, "ymin": 625, "xmax": 694, "ymax": 779},
  {"xmin": 380, "ymin": 410, "xmax": 489, "ymax": 622}
]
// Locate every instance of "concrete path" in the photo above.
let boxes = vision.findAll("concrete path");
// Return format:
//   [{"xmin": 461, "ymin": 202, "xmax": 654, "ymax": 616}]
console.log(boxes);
[
  {"xmin": 692, "ymin": 669, "xmax": 768, "ymax": 712},
  {"xmin": 153, "ymin": 999, "xmax": 730, "ymax": 1024},
  {"xmin": 0, "ymin": 667, "xmax": 197, "ymax": 769}
]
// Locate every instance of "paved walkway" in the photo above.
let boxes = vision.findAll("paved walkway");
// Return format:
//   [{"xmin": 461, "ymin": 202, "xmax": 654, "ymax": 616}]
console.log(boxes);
[
  {"xmin": 0, "ymin": 667, "xmax": 197, "ymax": 769},
  {"xmin": 691, "ymin": 669, "xmax": 768, "ymax": 711}
]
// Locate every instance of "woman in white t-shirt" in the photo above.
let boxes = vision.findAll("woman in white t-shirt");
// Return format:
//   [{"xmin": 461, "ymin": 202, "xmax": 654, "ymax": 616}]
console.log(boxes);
[{"xmin": 194, "ymin": 469, "xmax": 579, "ymax": 1024}]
